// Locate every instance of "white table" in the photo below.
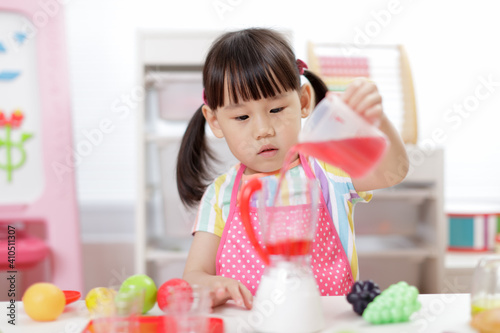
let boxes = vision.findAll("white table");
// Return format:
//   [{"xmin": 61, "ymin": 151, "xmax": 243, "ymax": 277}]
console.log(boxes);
[{"xmin": 0, "ymin": 294, "xmax": 477, "ymax": 333}]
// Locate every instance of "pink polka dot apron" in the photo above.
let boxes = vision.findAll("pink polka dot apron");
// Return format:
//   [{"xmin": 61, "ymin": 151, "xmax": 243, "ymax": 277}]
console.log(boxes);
[{"xmin": 215, "ymin": 154, "xmax": 354, "ymax": 296}]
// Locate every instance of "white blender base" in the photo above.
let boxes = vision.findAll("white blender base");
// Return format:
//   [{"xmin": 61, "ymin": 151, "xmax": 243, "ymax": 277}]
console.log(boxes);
[{"xmin": 250, "ymin": 265, "xmax": 325, "ymax": 333}]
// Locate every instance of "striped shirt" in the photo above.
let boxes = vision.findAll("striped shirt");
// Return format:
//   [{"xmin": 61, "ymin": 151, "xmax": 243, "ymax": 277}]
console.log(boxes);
[{"xmin": 192, "ymin": 156, "xmax": 372, "ymax": 280}]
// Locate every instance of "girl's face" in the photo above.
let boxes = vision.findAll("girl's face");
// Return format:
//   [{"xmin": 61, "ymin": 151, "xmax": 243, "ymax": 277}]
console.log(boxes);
[{"xmin": 203, "ymin": 85, "xmax": 312, "ymax": 175}]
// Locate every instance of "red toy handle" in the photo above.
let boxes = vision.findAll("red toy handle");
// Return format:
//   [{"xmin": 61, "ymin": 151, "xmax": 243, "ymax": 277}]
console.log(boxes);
[{"xmin": 239, "ymin": 178, "xmax": 270, "ymax": 265}]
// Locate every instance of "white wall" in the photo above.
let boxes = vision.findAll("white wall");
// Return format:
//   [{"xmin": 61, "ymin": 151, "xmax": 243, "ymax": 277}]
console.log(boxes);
[{"xmin": 64, "ymin": 0, "xmax": 500, "ymax": 211}]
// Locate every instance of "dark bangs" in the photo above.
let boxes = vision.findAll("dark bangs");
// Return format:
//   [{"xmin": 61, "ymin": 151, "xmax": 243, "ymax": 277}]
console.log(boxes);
[{"xmin": 203, "ymin": 28, "xmax": 300, "ymax": 109}]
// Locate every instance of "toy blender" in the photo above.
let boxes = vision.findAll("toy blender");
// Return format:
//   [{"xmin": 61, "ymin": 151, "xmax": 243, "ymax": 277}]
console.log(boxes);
[{"xmin": 240, "ymin": 175, "xmax": 324, "ymax": 333}]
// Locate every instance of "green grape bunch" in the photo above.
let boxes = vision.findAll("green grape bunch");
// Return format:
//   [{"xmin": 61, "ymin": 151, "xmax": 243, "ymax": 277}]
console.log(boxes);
[{"xmin": 362, "ymin": 281, "xmax": 421, "ymax": 324}]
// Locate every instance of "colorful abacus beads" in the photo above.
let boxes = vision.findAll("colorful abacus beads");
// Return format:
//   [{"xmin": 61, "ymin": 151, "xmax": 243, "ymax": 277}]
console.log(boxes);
[
  {"xmin": 362, "ymin": 281, "xmax": 421, "ymax": 324},
  {"xmin": 346, "ymin": 280, "xmax": 381, "ymax": 315}
]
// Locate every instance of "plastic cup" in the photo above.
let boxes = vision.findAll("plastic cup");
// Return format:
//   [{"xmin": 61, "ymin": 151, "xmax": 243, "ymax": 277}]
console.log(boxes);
[
  {"xmin": 297, "ymin": 93, "xmax": 389, "ymax": 178},
  {"xmin": 162, "ymin": 285, "xmax": 211, "ymax": 333},
  {"xmin": 471, "ymin": 256, "xmax": 500, "ymax": 316},
  {"xmin": 91, "ymin": 285, "xmax": 145, "ymax": 333}
]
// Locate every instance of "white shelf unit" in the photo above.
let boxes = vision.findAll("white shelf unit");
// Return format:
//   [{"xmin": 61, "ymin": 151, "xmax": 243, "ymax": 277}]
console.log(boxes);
[{"xmin": 354, "ymin": 146, "xmax": 446, "ymax": 293}]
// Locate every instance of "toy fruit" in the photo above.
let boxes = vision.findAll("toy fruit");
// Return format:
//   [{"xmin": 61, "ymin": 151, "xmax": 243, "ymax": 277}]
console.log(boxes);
[
  {"xmin": 346, "ymin": 280, "xmax": 381, "ymax": 315},
  {"xmin": 157, "ymin": 278, "xmax": 193, "ymax": 312},
  {"xmin": 471, "ymin": 307, "xmax": 500, "ymax": 332},
  {"xmin": 85, "ymin": 287, "xmax": 116, "ymax": 315},
  {"xmin": 362, "ymin": 281, "xmax": 421, "ymax": 324},
  {"xmin": 23, "ymin": 283, "xmax": 65, "ymax": 321},
  {"xmin": 120, "ymin": 274, "xmax": 157, "ymax": 314}
]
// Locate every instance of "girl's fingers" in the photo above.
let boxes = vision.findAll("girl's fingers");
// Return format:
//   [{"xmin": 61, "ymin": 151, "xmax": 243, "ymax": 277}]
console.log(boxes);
[
  {"xmin": 208, "ymin": 278, "xmax": 252, "ymax": 309},
  {"xmin": 347, "ymin": 83, "xmax": 377, "ymax": 111},
  {"xmin": 208, "ymin": 288, "xmax": 216, "ymax": 307},
  {"xmin": 341, "ymin": 78, "xmax": 384, "ymax": 125},
  {"xmin": 364, "ymin": 104, "xmax": 384, "ymax": 126},
  {"xmin": 342, "ymin": 79, "xmax": 377, "ymax": 111},
  {"xmin": 226, "ymin": 283, "xmax": 245, "ymax": 307},
  {"xmin": 216, "ymin": 286, "xmax": 227, "ymax": 299},
  {"xmin": 341, "ymin": 78, "xmax": 364, "ymax": 102},
  {"xmin": 239, "ymin": 283, "xmax": 253, "ymax": 309},
  {"xmin": 210, "ymin": 282, "xmax": 229, "ymax": 308},
  {"xmin": 355, "ymin": 92, "xmax": 382, "ymax": 114}
]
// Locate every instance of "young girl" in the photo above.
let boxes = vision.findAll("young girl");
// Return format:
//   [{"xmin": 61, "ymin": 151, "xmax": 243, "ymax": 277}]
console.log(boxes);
[{"xmin": 177, "ymin": 28, "xmax": 408, "ymax": 309}]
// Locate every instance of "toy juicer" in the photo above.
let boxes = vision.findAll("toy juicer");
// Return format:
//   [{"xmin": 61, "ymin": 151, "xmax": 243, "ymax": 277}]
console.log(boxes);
[{"xmin": 240, "ymin": 175, "xmax": 325, "ymax": 333}]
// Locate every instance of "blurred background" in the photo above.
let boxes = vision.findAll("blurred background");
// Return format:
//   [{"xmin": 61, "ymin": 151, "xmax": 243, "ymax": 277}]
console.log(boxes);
[
  {"xmin": 69, "ymin": 0, "xmax": 500, "ymax": 205},
  {"xmin": 1, "ymin": 0, "xmax": 500, "ymax": 297}
]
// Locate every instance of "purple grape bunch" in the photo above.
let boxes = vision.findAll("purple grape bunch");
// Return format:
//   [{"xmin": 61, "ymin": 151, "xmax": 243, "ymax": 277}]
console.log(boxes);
[{"xmin": 346, "ymin": 280, "xmax": 381, "ymax": 315}]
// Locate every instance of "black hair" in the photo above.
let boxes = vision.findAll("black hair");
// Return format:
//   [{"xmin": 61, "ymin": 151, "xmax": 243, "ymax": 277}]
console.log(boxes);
[{"xmin": 177, "ymin": 28, "xmax": 328, "ymax": 207}]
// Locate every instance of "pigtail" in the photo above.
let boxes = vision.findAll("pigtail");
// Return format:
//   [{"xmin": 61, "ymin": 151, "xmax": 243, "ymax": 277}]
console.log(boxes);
[
  {"xmin": 176, "ymin": 105, "xmax": 216, "ymax": 207},
  {"xmin": 303, "ymin": 70, "xmax": 329, "ymax": 106}
]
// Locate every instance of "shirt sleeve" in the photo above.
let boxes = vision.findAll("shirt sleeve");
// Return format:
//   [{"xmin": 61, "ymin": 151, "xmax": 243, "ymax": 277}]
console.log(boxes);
[
  {"xmin": 351, "ymin": 189, "xmax": 372, "ymax": 204},
  {"xmin": 191, "ymin": 182, "xmax": 225, "ymax": 237},
  {"xmin": 191, "ymin": 166, "xmax": 238, "ymax": 237},
  {"xmin": 311, "ymin": 157, "xmax": 372, "ymax": 204}
]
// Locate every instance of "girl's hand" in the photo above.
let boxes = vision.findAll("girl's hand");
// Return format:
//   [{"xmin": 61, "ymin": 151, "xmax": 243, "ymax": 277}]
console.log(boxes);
[
  {"xmin": 339, "ymin": 78, "xmax": 384, "ymax": 126},
  {"xmin": 209, "ymin": 276, "xmax": 253, "ymax": 309}
]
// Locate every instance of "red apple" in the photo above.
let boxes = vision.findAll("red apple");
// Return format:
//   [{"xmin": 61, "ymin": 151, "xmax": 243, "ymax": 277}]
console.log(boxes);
[{"xmin": 157, "ymin": 278, "xmax": 193, "ymax": 312}]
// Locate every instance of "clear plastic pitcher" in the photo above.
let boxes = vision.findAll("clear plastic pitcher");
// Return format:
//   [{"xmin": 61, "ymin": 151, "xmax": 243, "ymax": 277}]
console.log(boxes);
[{"xmin": 297, "ymin": 94, "xmax": 389, "ymax": 178}]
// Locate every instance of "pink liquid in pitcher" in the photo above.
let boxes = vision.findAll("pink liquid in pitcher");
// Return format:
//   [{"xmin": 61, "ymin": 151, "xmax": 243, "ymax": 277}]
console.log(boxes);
[
  {"xmin": 267, "ymin": 240, "xmax": 312, "ymax": 256},
  {"xmin": 292, "ymin": 136, "xmax": 387, "ymax": 178}
]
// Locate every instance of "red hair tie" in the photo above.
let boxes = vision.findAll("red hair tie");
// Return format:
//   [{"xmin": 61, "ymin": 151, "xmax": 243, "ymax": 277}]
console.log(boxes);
[{"xmin": 296, "ymin": 59, "xmax": 308, "ymax": 75}]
